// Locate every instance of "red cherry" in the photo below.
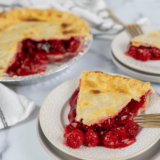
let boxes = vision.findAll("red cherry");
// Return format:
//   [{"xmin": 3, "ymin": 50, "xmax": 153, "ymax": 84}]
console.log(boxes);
[
  {"xmin": 68, "ymin": 88, "xmax": 79, "ymax": 122},
  {"xmin": 24, "ymin": 39, "xmax": 35, "ymax": 53},
  {"xmin": 68, "ymin": 114, "xmax": 72, "ymax": 122},
  {"xmin": 96, "ymin": 127, "xmax": 107, "ymax": 146},
  {"xmin": 64, "ymin": 119, "xmax": 82, "ymax": 137},
  {"xmin": 152, "ymin": 47, "xmax": 160, "ymax": 57},
  {"xmin": 130, "ymin": 46, "xmax": 138, "ymax": 51},
  {"xmin": 115, "ymin": 114, "xmax": 130, "ymax": 125},
  {"xmin": 69, "ymin": 120, "xmax": 81, "ymax": 130},
  {"xmin": 102, "ymin": 118, "xmax": 115, "ymax": 129},
  {"xmin": 68, "ymin": 108, "xmax": 77, "ymax": 122},
  {"xmin": 17, "ymin": 52, "xmax": 25, "ymax": 63},
  {"xmin": 25, "ymin": 39, "xmax": 33, "ymax": 48},
  {"xmin": 35, "ymin": 53, "xmax": 48, "ymax": 63},
  {"xmin": 8, "ymin": 58, "xmax": 20, "ymax": 71},
  {"xmin": 68, "ymin": 38, "xmax": 80, "ymax": 52},
  {"xmin": 128, "ymin": 46, "xmax": 138, "ymax": 59},
  {"xmin": 36, "ymin": 42, "xmax": 45, "ymax": 51},
  {"xmin": 150, "ymin": 57, "xmax": 160, "ymax": 60},
  {"xmin": 138, "ymin": 49, "xmax": 151, "ymax": 61},
  {"xmin": 125, "ymin": 121, "xmax": 139, "ymax": 137},
  {"xmin": 82, "ymin": 123, "xmax": 98, "ymax": 132},
  {"xmin": 121, "ymin": 106, "xmax": 129, "ymax": 115},
  {"xmin": 63, "ymin": 129, "xmax": 84, "ymax": 149},
  {"xmin": 69, "ymin": 88, "xmax": 79, "ymax": 108},
  {"xmin": 103, "ymin": 131, "xmax": 121, "ymax": 148},
  {"xmin": 121, "ymin": 137, "xmax": 136, "ymax": 148},
  {"xmin": 115, "ymin": 106, "xmax": 132, "ymax": 125},
  {"xmin": 64, "ymin": 125, "xmax": 71, "ymax": 138},
  {"xmin": 85, "ymin": 130, "xmax": 99, "ymax": 147},
  {"xmin": 50, "ymin": 40, "xmax": 65, "ymax": 52},
  {"xmin": 110, "ymin": 126, "xmax": 128, "ymax": 140}
]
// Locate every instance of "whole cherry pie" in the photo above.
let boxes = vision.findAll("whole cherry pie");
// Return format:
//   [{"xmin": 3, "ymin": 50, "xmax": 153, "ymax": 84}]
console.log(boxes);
[
  {"xmin": 125, "ymin": 31, "xmax": 160, "ymax": 61},
  {"xmin": 0, "ymin": 8, "xmax": 91, "ymax": 77},
  {"xmin": 63, "ymin": 71, "xmax": 154, "ymax": 149}
]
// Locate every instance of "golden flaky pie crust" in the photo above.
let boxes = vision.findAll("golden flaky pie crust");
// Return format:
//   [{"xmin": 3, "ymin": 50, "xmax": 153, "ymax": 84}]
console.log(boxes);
[
  {"xmin": 76, "ymin": 71, "xmax": 154, "ymax": 125},
  {"xmin": 0, "ymin": 8, "xmax": 91, "ymax": 77},
  {"xmin": 131, "ymin": 31, "xmax": 160, "ymax": 49}
]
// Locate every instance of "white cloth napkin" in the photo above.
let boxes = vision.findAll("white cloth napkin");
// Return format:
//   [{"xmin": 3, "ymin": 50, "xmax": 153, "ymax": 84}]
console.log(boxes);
[
  {"xmin": 0, "ymin": 83, "xmax": 36, "ymax": 129},
  {"xmin": 0, "ymin": 0, "xmax": 151, "ymax": 39}
]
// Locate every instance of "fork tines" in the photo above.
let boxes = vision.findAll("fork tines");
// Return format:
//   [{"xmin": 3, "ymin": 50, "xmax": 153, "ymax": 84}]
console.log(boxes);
[
  {"xmin": 125, "ymin": 23, "xmax": 143, "ymax": 37},
  {"xmin": 134, "ymin": 114, "xmax": 160, "ymax": 127}
]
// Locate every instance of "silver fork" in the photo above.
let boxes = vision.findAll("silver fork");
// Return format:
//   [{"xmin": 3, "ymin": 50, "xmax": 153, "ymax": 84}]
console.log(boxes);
[
  {"xmin": 74, "ymin": 1, "xmax": 143, "ymax": 38},
  {"xmin": 134, "ymin": 113, "xmax": 160, "ymax": 127},
  {"xmin": 107, "ymin": 9, "xmax": 143, "ymax": 37}
]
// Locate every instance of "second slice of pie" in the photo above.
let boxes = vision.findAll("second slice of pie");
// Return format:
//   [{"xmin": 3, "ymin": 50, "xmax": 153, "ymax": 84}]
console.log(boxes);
[{"xmin": 125, "ymin": 31, "xmax": 160, "ymax": 61}]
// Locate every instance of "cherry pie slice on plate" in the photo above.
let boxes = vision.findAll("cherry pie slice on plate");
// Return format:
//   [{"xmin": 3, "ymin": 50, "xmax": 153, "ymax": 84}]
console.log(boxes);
[
  {"xmin": 111, "ymin": 25, "xmax": 160, "ymax": 75},
  {"xmin": 125, "ymin": 31, "xmax": 160, "ymax": 61},
  {"xmin": 40, "ymin": 71, "xmax": 160, "ymax": 160},
  {"xmin": 0, "ymin": 8, "xmax": 91, "ymax": 79},
  {"xmin": 63, "ymin": 71, "xmax": 154, "ymax": 149}
]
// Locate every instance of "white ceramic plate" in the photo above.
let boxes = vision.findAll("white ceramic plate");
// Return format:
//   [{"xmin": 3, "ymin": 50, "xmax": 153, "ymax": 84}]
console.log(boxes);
[
  {"xmin": 37, "ymin": 117, "xmax": 160, "ymax": 160},
  {"xmin": 111, "ymin": 25, "xmax": 160, "ymax": 75},
  {"xmin": 39, "ymin": 76, "xmax": 160, "ymax": 160},
  {"xmin": 110, "ymin": 50, "xmax": 160, "ymax": 83}
]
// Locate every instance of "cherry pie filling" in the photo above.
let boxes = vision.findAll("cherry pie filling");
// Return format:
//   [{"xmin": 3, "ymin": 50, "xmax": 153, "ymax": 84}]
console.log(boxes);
[
  {"xmin": 125, "ymin": 43, "xmax": 160, "ymax": 61},
  {"xmin": 6, "ymin": 37, "xmax": 81, "ymax": 76},
  {"xmin": 63, "ymin": 87, "xmax": 151, "ymax": 149}
]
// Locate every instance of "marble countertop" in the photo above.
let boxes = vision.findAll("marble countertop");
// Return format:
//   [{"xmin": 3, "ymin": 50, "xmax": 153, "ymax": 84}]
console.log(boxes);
[{"xmin": 1, "ymin": 0, "xmax": 160, "ymax": 160}]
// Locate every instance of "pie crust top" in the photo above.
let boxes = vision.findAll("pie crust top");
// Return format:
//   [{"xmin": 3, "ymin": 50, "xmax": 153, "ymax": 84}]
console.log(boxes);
[
  {"xmin": 76, "ymin": 71, "xmax": 154, "ymax": 125},
  {"xmin": 131, "ymin": 31, "xmax": 160, "ymax": 49},
  {"xmin": 0, "ymin": 8, "xmax": 91, "ymax": 77}
]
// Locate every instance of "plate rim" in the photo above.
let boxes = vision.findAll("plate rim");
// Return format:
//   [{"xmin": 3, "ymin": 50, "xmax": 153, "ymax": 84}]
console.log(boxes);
[
  {"xmin": 39, "ymin": 76, "xmax": 160, "ymax": 160},
  {"xmin": 111, "ymin": 25, "xmax": 160, "ymax": 75},
  {"xmin": 36, "ymin": 116, "xmax": 61, "ymax": 160}
]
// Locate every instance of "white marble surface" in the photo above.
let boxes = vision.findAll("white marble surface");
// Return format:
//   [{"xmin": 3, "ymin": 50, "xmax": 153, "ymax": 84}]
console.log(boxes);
[{"xmin": 1, "ymin": 0, "xmax": 160, "ymax": 160}]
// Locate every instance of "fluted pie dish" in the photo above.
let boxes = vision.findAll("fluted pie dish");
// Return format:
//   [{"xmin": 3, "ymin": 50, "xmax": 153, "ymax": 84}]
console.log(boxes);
[
  {"xmin": 0, "ymin": 8, "xmax": 91, "ymax": 78},
  {"xmin": 40, "ymin": 71, "xmax": 160, "ymax": 160}
]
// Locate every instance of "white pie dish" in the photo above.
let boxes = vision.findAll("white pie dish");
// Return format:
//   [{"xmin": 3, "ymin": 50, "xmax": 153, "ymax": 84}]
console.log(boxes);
[
  {"xmin": 39, "ymin": 76, "xmax": 160, "ymax": 160},
  {"xmin": 111, "ymin": 25, "xmax": 160, "ymax": 75}
]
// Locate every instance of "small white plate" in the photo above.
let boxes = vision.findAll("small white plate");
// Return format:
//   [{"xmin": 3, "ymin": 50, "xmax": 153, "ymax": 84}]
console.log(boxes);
[
  {"xmin": 111, "ymin": 25, "xmax": 160, "ymax": 75},
  {"xmin": 37, "ymin": 117, "xmax": 160, "ymax": 160},
  {"xmin": 110, "ymin": 50, "xmax": 160, "ymax": 83},
  {"xmin": 39, "ymin": 76, "xmax": 160, "ymax": 160}
]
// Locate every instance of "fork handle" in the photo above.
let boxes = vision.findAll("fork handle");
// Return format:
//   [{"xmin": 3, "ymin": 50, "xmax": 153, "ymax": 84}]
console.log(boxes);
[{"xmin": 107, "ymin": 9, "xmax": 125, "ymax": 26}]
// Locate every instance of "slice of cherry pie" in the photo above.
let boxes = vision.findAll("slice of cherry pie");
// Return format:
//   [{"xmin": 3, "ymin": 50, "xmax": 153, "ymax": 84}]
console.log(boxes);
[
  {"xmin": 63, "ymin": 71, "xmax": 154, "ymax": 149},
  {"xmin": 125, "ymin": 31, "xmax": 160, "ymax": 61},
  {"xmin": 0, "ymin": 8, "xmax": 91, "ymax": 77}
]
